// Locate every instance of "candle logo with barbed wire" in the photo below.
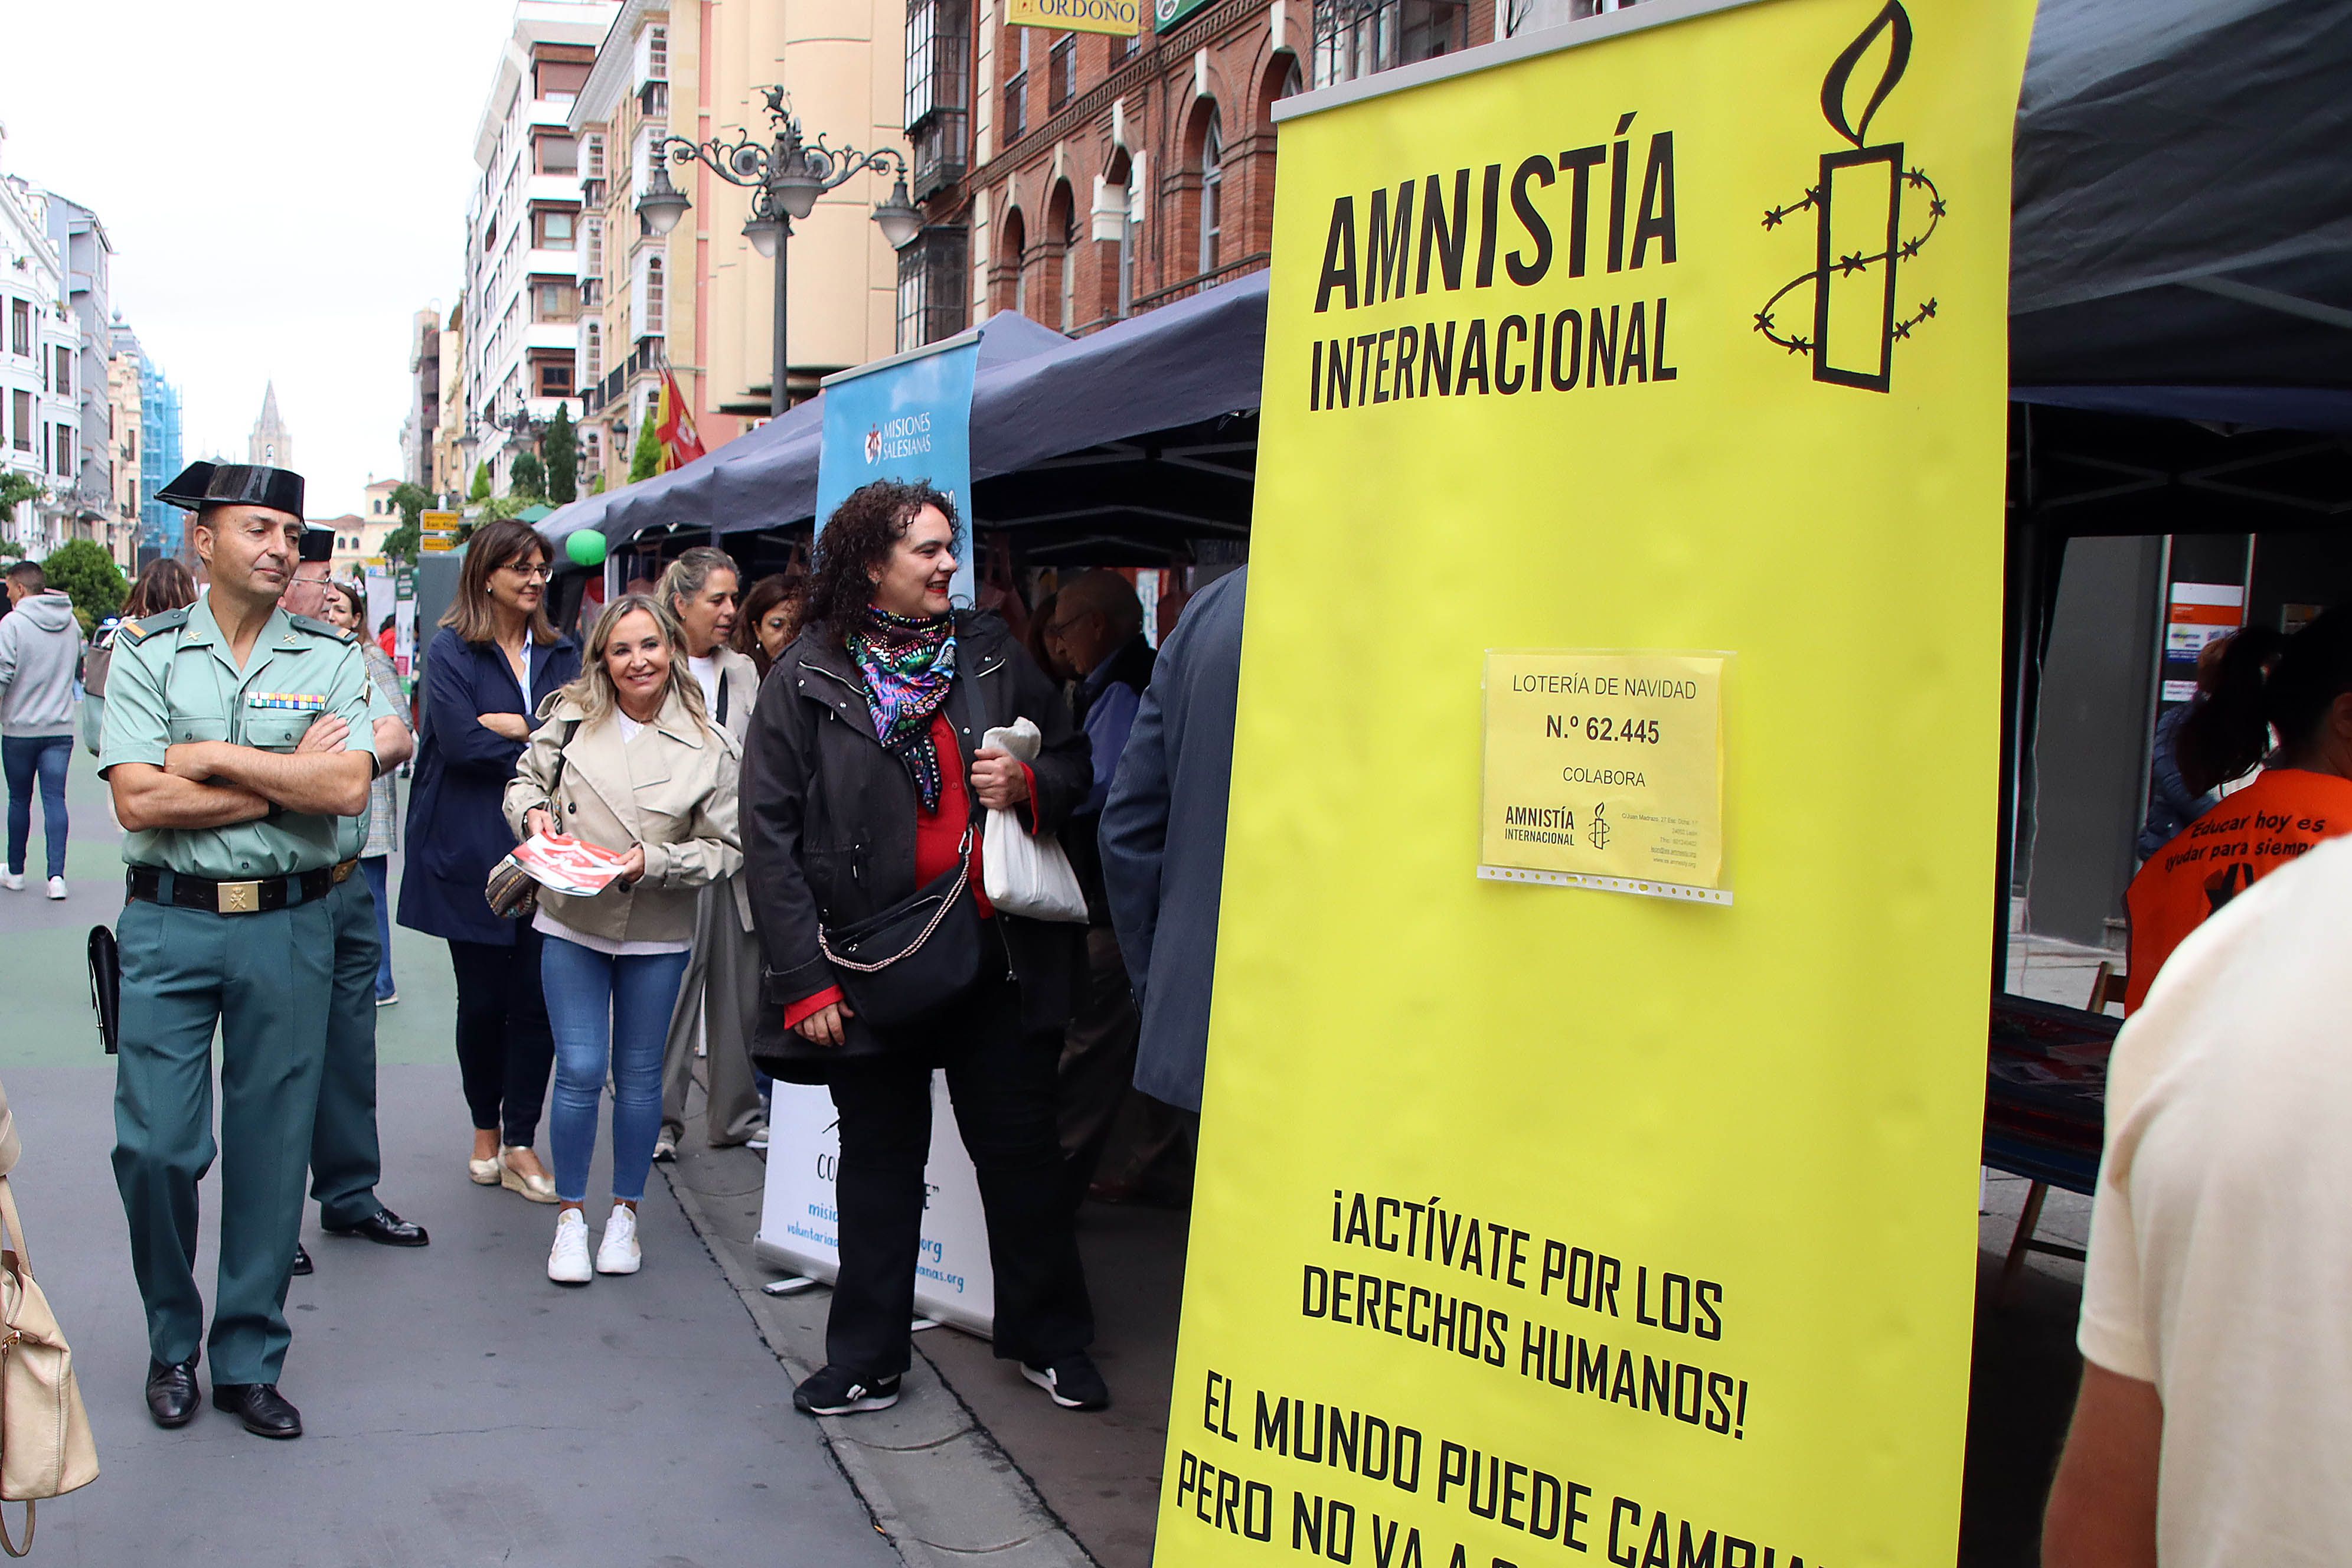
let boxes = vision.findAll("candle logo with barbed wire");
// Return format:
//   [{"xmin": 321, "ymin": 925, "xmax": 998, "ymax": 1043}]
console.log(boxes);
[{"xmin": 1754, "ymin": 0, "xmax": 1945, "ymax": 393}]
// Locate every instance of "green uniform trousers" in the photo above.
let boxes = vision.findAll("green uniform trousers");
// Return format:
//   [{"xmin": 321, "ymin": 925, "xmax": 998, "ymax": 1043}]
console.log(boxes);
[
  {"xmin": 112, "ymin": 891, "xmax": 333, "ymax": 1385},
  {"xmin": 309, "ymin": 871, "xmax": 383, "ymax": 1227}
]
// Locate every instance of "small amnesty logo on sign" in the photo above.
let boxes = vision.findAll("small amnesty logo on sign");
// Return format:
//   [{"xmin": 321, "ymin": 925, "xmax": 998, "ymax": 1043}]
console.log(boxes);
[{"xmin": 1480, "ymin": 649, "xmax": 1728, "ymax": 900}]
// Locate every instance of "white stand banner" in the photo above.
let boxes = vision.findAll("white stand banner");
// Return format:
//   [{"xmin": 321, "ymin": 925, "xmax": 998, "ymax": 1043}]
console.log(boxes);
[{"xmin": 754, "ymin": 1075, "xmax": 997, "ymax": 1338}]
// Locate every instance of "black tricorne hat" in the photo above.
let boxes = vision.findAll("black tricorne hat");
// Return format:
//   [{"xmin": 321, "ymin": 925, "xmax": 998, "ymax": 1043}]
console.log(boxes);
[{"xmin": 156, "ymin": 462, "xmax": 306, "ymax": 520}]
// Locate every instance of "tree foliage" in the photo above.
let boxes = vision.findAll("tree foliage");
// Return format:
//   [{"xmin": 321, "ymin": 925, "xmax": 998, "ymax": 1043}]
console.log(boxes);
[
  {"xmin": 470, "ymin": 462, "xmax": 493, "ymax": 502},
  {"xmin": 543, "ymin": 407, "xmax": 579, "ymax": 505},
  {"xmin": 388, "ymin": 482, "xmax": 432, "ymax": 529},
  {"xmin": 629, "ymin": 421, "xmax": 661, "ymax": 484},
  {"xmin": 0, "ymin": 473, "xmax": 43, "ymax": 526},
  {"xmin": 41, "ymin": 540, "xmax": 128, "ymax": 635},
  {"xmin": 509, "ymin": 451, "xmax": 547, "ymax": 501},
  {"xmin": 477, "ymin": 495, "xmax": 539, "ymax": 525},
  {"xmin": 381, "ymin": 522, "xmax": 420, "ymax": 564}
]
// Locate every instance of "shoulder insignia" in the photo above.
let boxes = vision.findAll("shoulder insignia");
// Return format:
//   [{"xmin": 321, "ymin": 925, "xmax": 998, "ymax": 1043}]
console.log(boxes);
[
  {"xmin": 117, "ymin": 609, "xmax": 190, "ymax": 646},
  {"xmin": 289, "ymin": 614, "xmax": 357, "ymax": 644}
]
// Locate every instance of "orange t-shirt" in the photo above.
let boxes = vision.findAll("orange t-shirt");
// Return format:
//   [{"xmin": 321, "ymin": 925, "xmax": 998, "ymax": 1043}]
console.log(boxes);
[{"xmin": 2124, "ymin": 767, "xmax": 2352, "ymax": 1012}]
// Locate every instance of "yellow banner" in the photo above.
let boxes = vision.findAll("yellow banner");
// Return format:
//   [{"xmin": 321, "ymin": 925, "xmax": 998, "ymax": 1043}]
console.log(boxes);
[
  {"xmin": 1481, "ymin": 650, "xmax": 1727, "ymax": 896},
  {"xmin": 1007, "ymin": 0, "xmax": 1141, "ymax": 36},
  {"xmin": 1161, "ymin": 1, "xmax": 2032, "ymax": 1563}
]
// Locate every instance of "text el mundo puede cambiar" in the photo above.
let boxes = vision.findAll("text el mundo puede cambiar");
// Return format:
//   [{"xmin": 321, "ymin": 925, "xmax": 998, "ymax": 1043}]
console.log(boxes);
[{"xmin": 1308, "ymin": 114, "xmax": 1678, "ymax": 410}]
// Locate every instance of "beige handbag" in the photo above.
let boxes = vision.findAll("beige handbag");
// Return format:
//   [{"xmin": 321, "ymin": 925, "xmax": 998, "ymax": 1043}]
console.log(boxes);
[{"xmin": 0, "ymin": 1078, "xmax": 99, "ymax": 1555}]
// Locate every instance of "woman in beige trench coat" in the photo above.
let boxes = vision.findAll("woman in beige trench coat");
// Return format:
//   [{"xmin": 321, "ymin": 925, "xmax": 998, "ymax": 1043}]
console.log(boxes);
[{"xmin": 504, "ymin": 594, "xmax": 741, "ymax": 1284}]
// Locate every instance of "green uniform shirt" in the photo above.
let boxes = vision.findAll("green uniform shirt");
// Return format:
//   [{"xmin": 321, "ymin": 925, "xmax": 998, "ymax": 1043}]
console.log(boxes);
[{"xmin": 99, "ymin": 593, "xmax": 379, "ymax": 879}]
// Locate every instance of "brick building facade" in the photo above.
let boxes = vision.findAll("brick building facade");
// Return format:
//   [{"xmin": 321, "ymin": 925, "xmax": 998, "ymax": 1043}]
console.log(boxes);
[{"xmin": 900, "ymin": 0, "xmax": 1500, "ymax": 349}]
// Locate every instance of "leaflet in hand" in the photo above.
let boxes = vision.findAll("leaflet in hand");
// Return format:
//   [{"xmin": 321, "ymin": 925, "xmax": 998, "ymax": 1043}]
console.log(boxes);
[{"xmin": 511, "ymin": 832, "xmax": 630, "ymax": 896}]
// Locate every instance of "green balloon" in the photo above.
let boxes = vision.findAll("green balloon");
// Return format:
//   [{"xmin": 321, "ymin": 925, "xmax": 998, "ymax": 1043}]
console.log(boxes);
[{"xmin": 566, "ymin": 530, "xmax": 608, "ymax": 568}]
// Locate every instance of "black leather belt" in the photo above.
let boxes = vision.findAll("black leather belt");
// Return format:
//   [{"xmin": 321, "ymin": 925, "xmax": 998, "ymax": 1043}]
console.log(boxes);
[{"xmin": 126, "ymin": 860, "xmax": 357, "ymax": 916}]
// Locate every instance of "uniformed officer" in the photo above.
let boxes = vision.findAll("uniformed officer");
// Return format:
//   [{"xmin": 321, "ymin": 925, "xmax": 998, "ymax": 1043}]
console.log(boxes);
[
  {"xmin": 280, "ymin": 530, "xmax": 426, "ymax": 1274},
  {"xmin": 100, "ymin": 462, "xmax": 378, "ymax": 1440}
]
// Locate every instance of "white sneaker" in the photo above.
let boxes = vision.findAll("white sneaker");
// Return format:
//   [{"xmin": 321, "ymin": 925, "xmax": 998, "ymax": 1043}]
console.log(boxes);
[
  {"xmin": 45, "ymin": 877, "xmax": 65, "ymax": 901},
  {"xmin": 0, "ymin": 873, "xmax": 21, "ymax": 891},
  {"xmin": 746, "ymin": 1126, "xmax": 770, "ymax": 1153},
  {"xmin": 548, "ymin": 1209, "xmax": 592, "ymax": 1284},
  {"xmin": 595, "ymin": 1204, "xmax": 641, "ymax": 1275}
]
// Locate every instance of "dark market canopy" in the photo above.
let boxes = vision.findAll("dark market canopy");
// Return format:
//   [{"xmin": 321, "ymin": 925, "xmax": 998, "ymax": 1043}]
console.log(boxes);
[
  {"xmin": 558, "ymin": 0, "xmax": 2348, "ymax": 557},
  {"xmin": 2010, "ymin": 0, "xmax": 2352, "ymax": 427}
]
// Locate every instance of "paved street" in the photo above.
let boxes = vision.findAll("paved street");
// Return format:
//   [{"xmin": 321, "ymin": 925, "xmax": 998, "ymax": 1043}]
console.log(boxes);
[{"xmin": 0, "ymin": 757, "xmax": 897, "ymax": 1567}]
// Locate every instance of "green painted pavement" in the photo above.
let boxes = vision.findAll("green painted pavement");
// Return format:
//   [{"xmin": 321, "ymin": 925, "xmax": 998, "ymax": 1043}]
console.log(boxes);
[{"xmin": 0, "ymin": 748, "xmax": 459, "ymax": 1070}]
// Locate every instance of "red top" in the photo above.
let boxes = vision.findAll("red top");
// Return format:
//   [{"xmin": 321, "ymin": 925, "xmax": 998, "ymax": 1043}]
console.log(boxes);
[{"xmin": 784, "ymin": 711, "xmax": 1035, "ymax": 1029}]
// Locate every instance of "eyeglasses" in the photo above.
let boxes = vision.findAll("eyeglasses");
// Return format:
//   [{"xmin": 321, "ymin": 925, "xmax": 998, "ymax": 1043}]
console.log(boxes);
[
  {"xmin": 501, "ymin": 561, "xmax": 554, "ymax": 581},
  {"xmin": 1043, "ymin": 610, "xmax": 1096, "ymax": 639}
]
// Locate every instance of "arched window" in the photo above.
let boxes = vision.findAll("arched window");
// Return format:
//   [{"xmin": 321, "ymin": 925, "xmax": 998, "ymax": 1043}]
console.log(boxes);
[
  {"xmin": 1198, "ymin": 109, "xmax": 1225, "ymax": 276},
  {"xmin": 1046, "ymin": 181, "xmax": 1078, "ymax": 333},
  {"xmin": 1103, "ymin": 149, "xmax": 1135, "ymax": 320},
  {"xmin": 999, "ymin": 206, "xmax": 1027, "ymax": 317}
]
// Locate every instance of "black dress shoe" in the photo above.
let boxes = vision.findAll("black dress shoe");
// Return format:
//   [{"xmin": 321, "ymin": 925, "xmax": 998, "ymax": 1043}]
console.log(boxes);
[
  {"xmin": 145, "ymin": 1357, "xmax": 200, "ymax": 1429},
  {"xmin": 322, "ymin": 1207, "xmax": 429, "ymax": 1247},
  {"xmin": 213, "ymin": 1383, "xmax": 302, "ymax": 1439},
  {"xmin": 292, "ymin": 1242, "xmax": 313, "ymax": 1275}
]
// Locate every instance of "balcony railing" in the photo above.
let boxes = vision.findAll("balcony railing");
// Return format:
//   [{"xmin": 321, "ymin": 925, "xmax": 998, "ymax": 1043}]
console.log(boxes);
[{"xmin": 578, "ymin": 339, "xmax": 661, "ymax": 416}]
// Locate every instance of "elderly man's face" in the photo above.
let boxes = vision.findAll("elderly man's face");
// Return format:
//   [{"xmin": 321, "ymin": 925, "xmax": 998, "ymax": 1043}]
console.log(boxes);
[{"xmin": 282, "ymin": 563, "xmax": 335, "ymax": 619}]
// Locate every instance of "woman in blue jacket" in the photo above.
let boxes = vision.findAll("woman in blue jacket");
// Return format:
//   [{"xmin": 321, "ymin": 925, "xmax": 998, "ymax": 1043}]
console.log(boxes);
[{"xmin": 398, "ymin": 518, "xmax": 580, "ymax": 1201}]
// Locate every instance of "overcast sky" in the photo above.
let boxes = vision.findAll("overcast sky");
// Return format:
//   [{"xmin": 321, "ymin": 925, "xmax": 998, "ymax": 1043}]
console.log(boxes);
[{"xmin": 5, "ymin": 0, "xmax": 525, "ymax": 518}]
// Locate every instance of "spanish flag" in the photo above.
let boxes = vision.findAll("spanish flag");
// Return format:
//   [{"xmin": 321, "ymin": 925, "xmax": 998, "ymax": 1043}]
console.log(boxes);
[{"xmin": 654, "ymin": 371, "xmax": 706, "ymax": 473}]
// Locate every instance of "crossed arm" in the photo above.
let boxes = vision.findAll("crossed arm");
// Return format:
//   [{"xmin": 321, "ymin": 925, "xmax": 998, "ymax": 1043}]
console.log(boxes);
[{"xmin": 164, "ymin": 736, "xmax": 374, "ymax": 818}]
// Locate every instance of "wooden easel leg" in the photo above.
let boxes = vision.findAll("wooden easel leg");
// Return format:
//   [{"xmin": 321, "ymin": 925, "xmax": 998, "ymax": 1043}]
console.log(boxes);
[{"xmin": 2000, "ymin": 1180, "xmax": 2049, "ymax": 1305}]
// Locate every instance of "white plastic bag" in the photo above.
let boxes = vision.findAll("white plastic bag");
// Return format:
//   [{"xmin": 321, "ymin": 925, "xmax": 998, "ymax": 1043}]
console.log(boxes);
[{"xmin": 979, "ymin": 718, "xmax": 1090, "ymax": 923}]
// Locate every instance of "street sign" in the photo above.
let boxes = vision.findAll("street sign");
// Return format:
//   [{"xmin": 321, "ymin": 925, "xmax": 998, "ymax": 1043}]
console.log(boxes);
[
  {"xmin": 419, "ymin": 509, "xmax": 460, "ymax": 553},
  {"xmin": 1010, "ymin": 0, "xmax": 1141, "ymax": 35}
]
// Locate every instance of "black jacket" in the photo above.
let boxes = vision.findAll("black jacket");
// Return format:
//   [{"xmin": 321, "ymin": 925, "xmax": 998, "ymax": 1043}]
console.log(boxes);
[
  {"xmin": 398, "ymin": 626, "xmax": 582, "ymax": 946},
  {"xmin": 740, "ymin": 611, "xmax": 1090, "ymax": 1080}
]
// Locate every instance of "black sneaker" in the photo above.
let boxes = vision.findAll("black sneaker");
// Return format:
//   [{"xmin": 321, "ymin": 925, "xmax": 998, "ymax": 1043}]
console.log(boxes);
[
  {"xmin": 793, "ymin": 1366, "xmax": 901, "ymax": 1416},
  {"xmin": 1022, "ymin": 1354, "xmax": 1110, "ymax": 1410}
]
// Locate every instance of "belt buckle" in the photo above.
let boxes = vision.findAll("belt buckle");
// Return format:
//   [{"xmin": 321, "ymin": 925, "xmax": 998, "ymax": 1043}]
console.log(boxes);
[
  {"xmin": 217, "ymin": 880, "xmax": 263, "ymax": 914},
  {"xmin": 332, "ymin": 860, "xmax": 356, "ymax": 884}
]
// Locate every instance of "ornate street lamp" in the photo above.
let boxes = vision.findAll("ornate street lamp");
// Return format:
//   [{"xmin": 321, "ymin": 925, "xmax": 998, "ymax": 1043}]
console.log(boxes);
[{"xmin": 638, "ymin": 87, "xmax": 919, "ymax": 417}]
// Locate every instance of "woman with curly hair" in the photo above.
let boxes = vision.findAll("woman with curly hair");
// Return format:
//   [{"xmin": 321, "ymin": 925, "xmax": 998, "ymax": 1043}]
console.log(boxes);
[{"xmin": 739, "ymin": 478, "xmax": 1108, "ymax": 1417}]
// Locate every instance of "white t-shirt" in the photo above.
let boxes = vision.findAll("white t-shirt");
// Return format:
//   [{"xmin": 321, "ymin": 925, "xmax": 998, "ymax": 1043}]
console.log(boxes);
[
  {"xmin": 2078, "ymin": 832, "xmax": 2352, "ymax": 1565},
  {"xmin": 688, "ymin": 654, "xmax": 718, "ymax": 717}
]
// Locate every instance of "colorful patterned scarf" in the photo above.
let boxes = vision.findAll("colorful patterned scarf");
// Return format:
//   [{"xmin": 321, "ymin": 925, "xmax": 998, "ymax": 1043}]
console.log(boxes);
[{"xmin": 850, "ymin": 609, "xmax": 958, "ymax": 809}]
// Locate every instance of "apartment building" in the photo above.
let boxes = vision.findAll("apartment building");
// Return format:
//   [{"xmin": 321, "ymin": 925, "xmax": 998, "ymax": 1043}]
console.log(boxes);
[
  {"xmin": 431, "ymin": 302, "xmax": 469, "ymax": 501},
  {"xmin": 0, "ymin": 149, "xmax": 83, "ymax": 556},
  {"xmin": 571, "ymin": 0, "xmax": 916, "ymax": 489},
  {"xmin": 460, "ymin": 1, "xmax": 619, "ymax": 492},
  {"xmin": 44, "ymin": 192, "xmax": 115, "ymax": 544},
  {"xmin": 108, "ymin": 319, "xmax": 185, "ymax": 566},
  {"xmin": 107, "ymin": 319, "xmax": 145, "ymax": 568},
  {"xmin": 403, "ymin": 308, "xmax": 443, "ymax": 488},
  {"xmin": 900, "ymin": 0, "xmax": 1495, "ymax": 347}
]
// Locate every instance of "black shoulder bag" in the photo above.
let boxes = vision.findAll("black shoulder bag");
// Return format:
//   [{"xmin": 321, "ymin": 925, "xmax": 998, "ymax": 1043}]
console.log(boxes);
[{"xmin": 811, "ymin": 680, "xmax": 986, "ymax": 1033}]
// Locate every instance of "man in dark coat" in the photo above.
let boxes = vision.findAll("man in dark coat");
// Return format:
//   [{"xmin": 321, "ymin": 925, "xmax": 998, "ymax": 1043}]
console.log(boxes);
[
  {"xmin": 1039, "ymin": 570, "xmax": 1173, "ymax": 1206},
  {"xmin": 1097, "ymin": 567, "xmax": 1246, "ymax": 1116}
]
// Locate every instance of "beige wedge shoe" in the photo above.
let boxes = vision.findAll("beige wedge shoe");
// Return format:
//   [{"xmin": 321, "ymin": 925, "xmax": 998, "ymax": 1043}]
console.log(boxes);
[{"xmin": 500, "ymin": 1147, "xmax": 559, "ymax": 1204}]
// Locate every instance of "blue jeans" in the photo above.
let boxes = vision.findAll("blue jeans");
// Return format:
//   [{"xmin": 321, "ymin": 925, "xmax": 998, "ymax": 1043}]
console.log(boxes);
[
  {"xmin": 361, "ymin": 857, "xmax": 396, "ymax": 999},
  {"xmin": 2, "ymin": 735, "xmax": 70, "ymax": 880},
  {"xmin": 541, "ymin": 935, "xmax": 690, "ymax": 1206}
]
